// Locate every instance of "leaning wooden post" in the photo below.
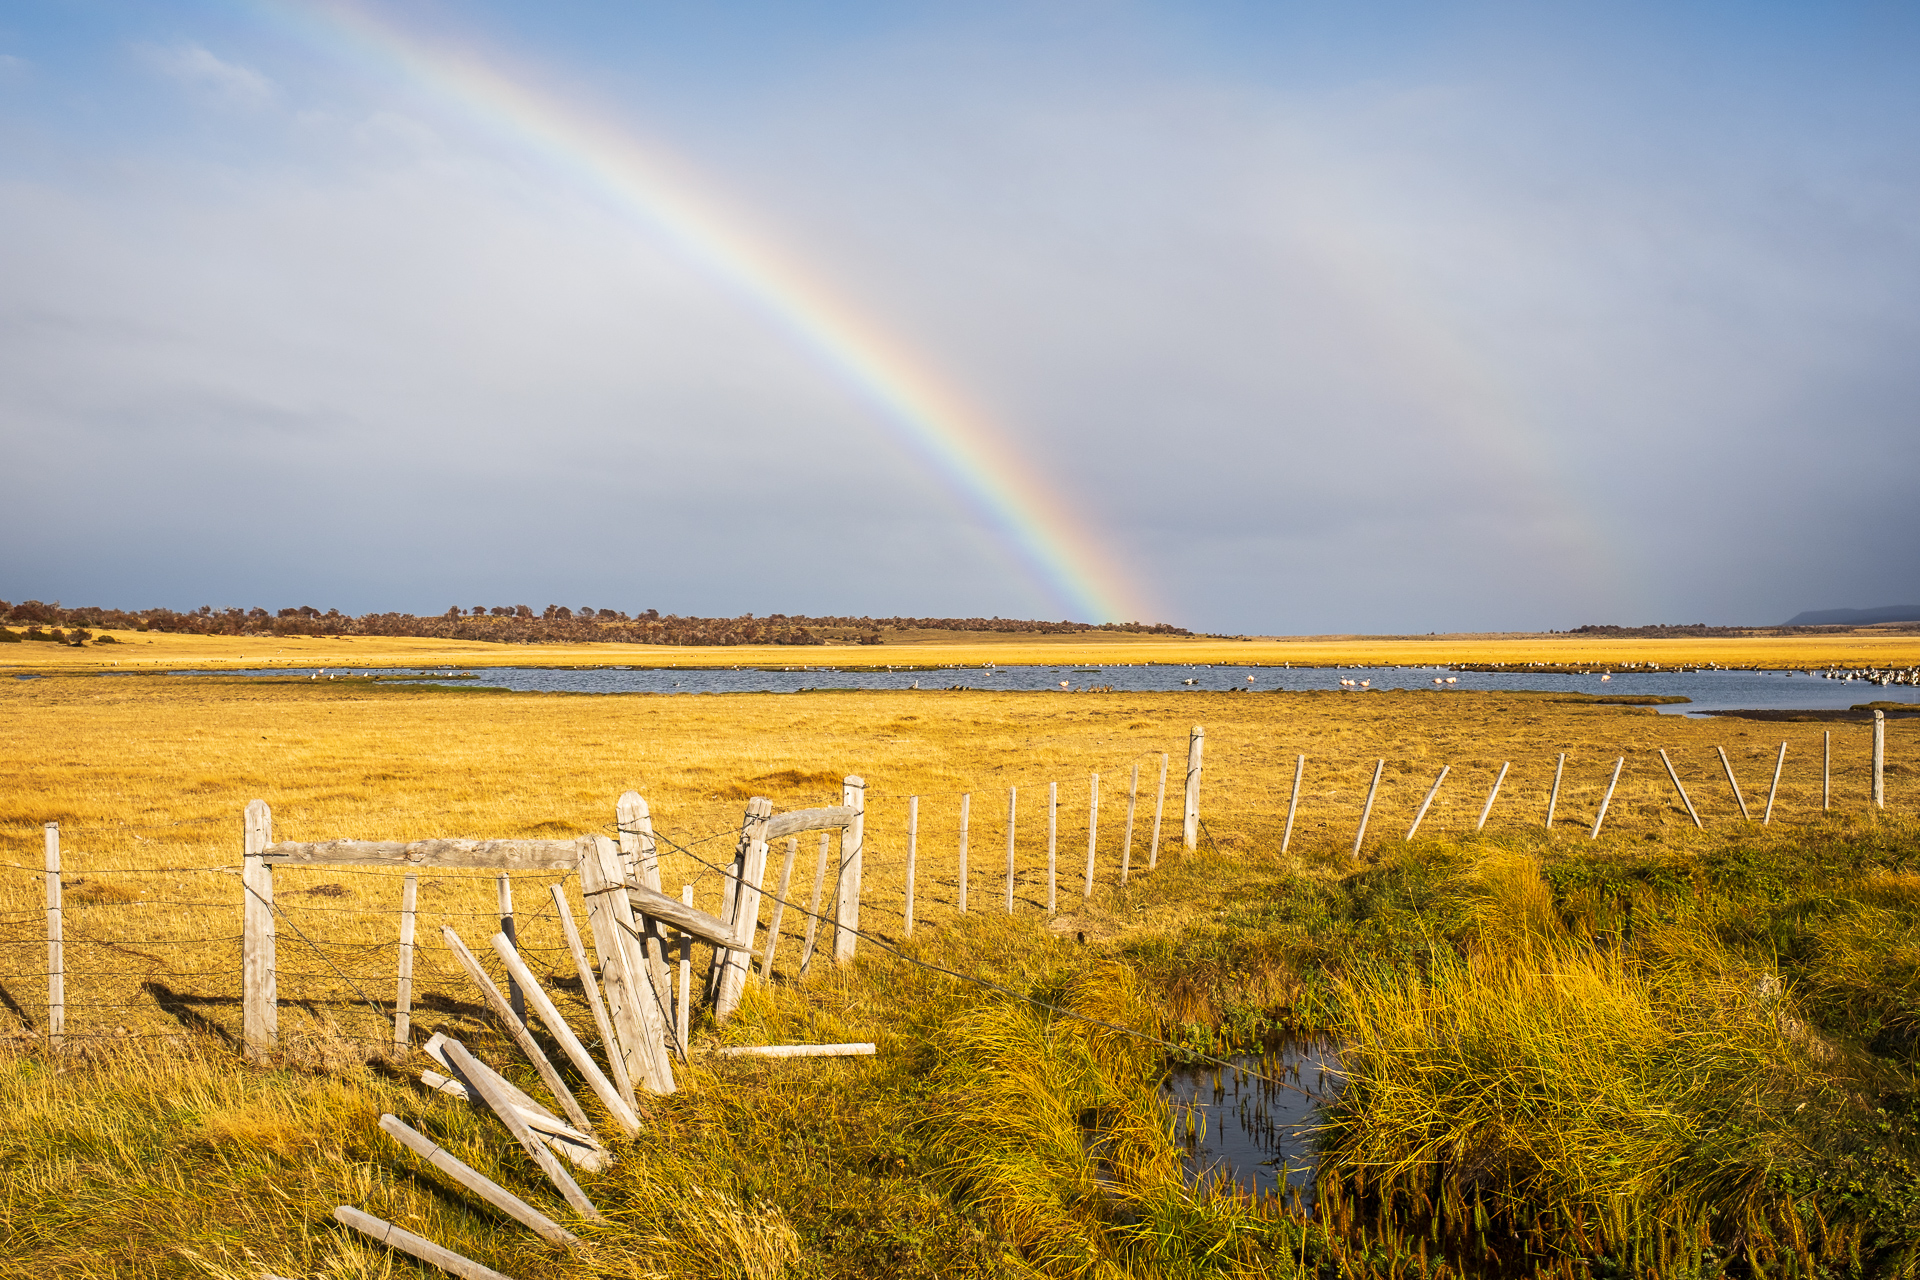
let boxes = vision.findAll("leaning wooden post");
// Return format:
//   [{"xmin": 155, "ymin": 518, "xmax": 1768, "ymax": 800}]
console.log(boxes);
[
  {"xmin": 1182, "ymin": 727, "xmax": 1205, "ymax": 852},
  {"xmin": 1823, "ymin": 730, "xmax": 1832, "ymax": 811},
  {"xmin": 1405, "ymin": 765, "xmax": 1450, "ymax": 840},
  {"xmin": 378, "ymin": 1113, "xmax": 579, "ymax": 1245},
  {"xmin": 442, "ymin": 925, "xmax": 597, "ymax": 1135},
  {"xmin": 1715, "ymin": 747, "xmax": 1751, "ymax": 821},
  {"xmin": 761, "ymin": 837, "xmax": 799, "ymax": 976},
  {"xmin": 394, "ymin": 871, "xmax": 418, "ymax": 1053},
  {"xmin": 957, "ymin": 792, "xmax": 970, "ymax": 915},
  {"xmin": 1005, "ymin": 786, "xmax": 1017, "ymax": 914},
  {"xmin": 44, "ymin": 822, "xmax": 61, "ymax": 1053},
  {"xmin": 1874, "ymin": 710, "xmax": 1886, "ymax": 809},
  {"xmin": 1282, "ymin": 755, "xmax": 1305, "ymax": 853},
  {"xmin": 1047, "ymin": 782, "xmax": 1058, "ymax": 913},
  {"xmin": 1083, "ymin": 772, "xmax": 1100, "ymax": 898},
  {"xmin": 1545, "ymin": 753, "xmax": 1566, "ymax": 830},
  {"xmin": 496, "ymin": 874, "xmax": 523, "ymax": 1026},
  {"xmin": 1120, "ymin": 761, "xmax": 1139, "ymax": 883},
  {"xmin": 1591, "ymin": 757, "xmax": 1625, "ymax": 839},
  {"xmin": 549, "ymin": 882, "xmax": 634, "ymax": 1105},
  {"xmin": 491, "ymin": 931, "xmax": 641, "ymax": 1137},
  {"xmin": 904, "ymin": 797, "xmax": 918, "ymax": 938},
  {"xmin": 833, "ymin": 776, "xmax": 865, "ymax": 964},
  {"xmin": 1149, "ymin": 753, "xmax": 1168, "ymax": 869},
  {"xmin": 242, "ymin": 799, "xmax": 276, "ymax": 1060},
  {"xmin": 1659, "ymin": 749, "xmax": 1703, "ymax": 828},
  {"xmin": 799, "ymin": 834, "xmax": 829, "ymax": 976},
  {"xmin": 1476, "ymin": 762, "xmax": 1510, "ymax": 832},
  {"xmin": 1353, "ymin": 760, "xmax": 1384, "ymax": 857},
  {"xmin": 1763, "ymin": 742, "xmax": 1787, "ymax": 825},
  {"xmin": 439, "ymin": 1038, "xmax": 605, "ymax": 1224}
]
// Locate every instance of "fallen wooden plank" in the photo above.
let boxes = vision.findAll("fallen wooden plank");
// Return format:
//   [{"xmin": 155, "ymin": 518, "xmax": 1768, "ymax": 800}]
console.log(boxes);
[
  {"xmin": 442, "ymin": 926, "xmax": 596, "ymax": 1137},
  {"xmin": 332, "ymin": 1204, "xmax": 517, "ymax": 1280},
  {"xmin": 418, "ymin": 1069, "xmax": 608, "ymax": 1172},
  {"xmin": 264, "ymin": 838, "xmax": 578, "ymax": 869},
  {"xmin": 442, "ymin": 1039, "xmax": 606, "ymax": 1224},
  {"xmin": 379, "ymin": 1113, "xmax": 579, "ymax": 1245},
  {"xmin": 713, "ymin": 1043, "xmax": 877, "ymax": 1059}
]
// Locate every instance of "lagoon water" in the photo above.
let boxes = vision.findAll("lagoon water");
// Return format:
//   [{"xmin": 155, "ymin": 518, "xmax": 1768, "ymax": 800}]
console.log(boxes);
[
  {"xmin": 190, "ymin": 663, "xmax": 1920, "ymax": 714},
  {"xmin": 1161, "ymin": 1040, "xmax": 1341, "ymax": 1202}
]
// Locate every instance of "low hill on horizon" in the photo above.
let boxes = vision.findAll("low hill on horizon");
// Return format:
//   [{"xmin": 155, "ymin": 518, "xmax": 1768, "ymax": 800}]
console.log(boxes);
[{"xmin": 1785, "ymin": 605, "xmax": 1920, "ymax": 626}]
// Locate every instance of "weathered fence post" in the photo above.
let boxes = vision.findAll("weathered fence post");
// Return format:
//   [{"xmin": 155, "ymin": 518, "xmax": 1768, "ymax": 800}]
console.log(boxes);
[
  {"xmin": 1659, "ymin": 750, "xmax": 1703, "ymax": 828},
  {"xmin": 1149, "ymin": 753, "xmax": 1168, "ymax": 869},
  {"xmin": 1591, "ymin": 758, "xmax": 1625, "ymax": 839},
  {"xmin": 1405, "ymin": 765, "xmax": 1450, "ymax": 840},
  {"xmin": 1824, "ymin": 730, "xmax": 1832, "ymax": 811},
  {"xmin": 579, "ymin": 835, "xmax": 675, "ymax": 1092},
  {"xmin": 1546, "ymin": 753, "xmax": 1566, "ymax": 830},
  {"xmin": 957, "ymin": 792, "xmax": 970, "ymax": 915},
  {"xmin": 497, "ymin": 874, "xmax": 523, "ymax": 1026},
  {"xmin": 1282, "ymin": 755, "xmax": 1305, "ymax": 853},
  {"xmin": 715, "ymin": 798, "xmax": 774, "ymax": 1015},
  {"xmin": 1120, "ymin": 761, "xmax": 1139, "ymax": 883},
  {"xmin": 1183, "ymin": 727, "xmax": 1204, "ymax": 852},
  {"xmin": 1353, "ymin": 760, "xmax": 1384, "ymax": 857},
  {"xmin": 1083, "ymin": 772, "xmax": 1100, "ymax": 898},
  {"xmin": 1476, "ymin": 762, "xmax": 1509, "ymax": 832},
  {"xmin": 833, "ymin": 776, "xmax": 864, "ymax": 963},
  {"xmin": 1764, "ymin": 742, "xmax": 1787, "ymax": 825},
  {"xmin": 677, "ymin": 886, "xmax": 693, "ymax": 1055},
  {"xmin": 394, "ymin": 871, "xmax": 417, "ymax": 1053},
  {"xmin": 1005, "ymin": 786, "xmax": 1017, "ymax": 914},
  {"xmin": 44, "ymin": 822, "xmax": 61, "ymax": 1053},
  {"xmin": 242, "ymin": 799, "xmax": 276, "ymax": 1060},
  {"xmin": 1716, "ymin": 747, "xmax": 1751, "ymax": 821},
  {"xmin": 617, "ymin": 791, "xmax": 673, "ymax": 1018},
  {"xmin": 904, "ymin": 796, "xmax": 918, "ymax": 937},
  {"xmin": 1047, "ymin": 781, "xmax": 1058, "ymax": 912},
  {"xmin": 1874, "ymin": 710, "xmax": 1886, "ymax": 809}
]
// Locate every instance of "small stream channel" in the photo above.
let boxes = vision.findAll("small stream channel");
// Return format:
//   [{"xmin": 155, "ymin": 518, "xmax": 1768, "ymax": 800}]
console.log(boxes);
[{"xmin": 1160, "ymin": 1039, "xmax": 1342, "ymax": 1204}]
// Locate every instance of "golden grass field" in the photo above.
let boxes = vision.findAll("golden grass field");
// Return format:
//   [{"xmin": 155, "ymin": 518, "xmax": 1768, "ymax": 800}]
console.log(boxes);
[
  {"xmin": 5, "ymin": 625, "xmax": 1920, "ymax": 673},
  {"xmin": 0, "ymin": 667, "xmax": 1904, "ymax": 1053},
  {"xmin": 1, "ymin": 650, "xmax": 1915, "ymax": 1278}
]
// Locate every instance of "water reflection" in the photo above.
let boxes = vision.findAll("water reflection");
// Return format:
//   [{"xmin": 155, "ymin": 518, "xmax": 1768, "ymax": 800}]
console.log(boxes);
[{"xmin": 1161, "ymin": 1039, "xmax": 1340, "ymax": 1204}]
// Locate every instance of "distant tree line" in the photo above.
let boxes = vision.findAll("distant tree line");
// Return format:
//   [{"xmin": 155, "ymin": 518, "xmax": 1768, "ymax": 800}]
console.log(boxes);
[
  {"xmin": 1570, "ymin": 622, "xmax": 1853, "ymax": 637},
  {"xmin": 0, "ymin": 600, "xmax": 1189, "ymax": 647}
]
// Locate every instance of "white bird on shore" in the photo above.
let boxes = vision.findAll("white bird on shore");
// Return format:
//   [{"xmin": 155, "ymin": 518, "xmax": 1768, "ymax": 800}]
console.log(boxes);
[
  {"xmin": 1060, "ymin": 680, "xmax": 1070, "ymax": 690},
  {"xmin": 1601, "ymin": 674, "xmax": 1612, "ymax": 681},
  {"xmin": 1433, "ymin": 678, "xmax": 1443, "ymax": 685},
  {"xmin": 1445, "ymin": 677, "xmax": 1457, "ymax": 684}
]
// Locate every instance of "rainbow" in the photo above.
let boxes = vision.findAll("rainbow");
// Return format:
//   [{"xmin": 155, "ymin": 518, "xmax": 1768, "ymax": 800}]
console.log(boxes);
[{"xmin": 257, "ymin": 1, "xmax": 1148, "ymax": 622}]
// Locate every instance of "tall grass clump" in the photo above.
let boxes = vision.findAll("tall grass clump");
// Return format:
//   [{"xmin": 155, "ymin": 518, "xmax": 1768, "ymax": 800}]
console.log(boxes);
[
  {"xmin": 1321, "ymin": 853, "xmax": 1859, "ymax": 1277},
  {"xmin": 928, "ymin": 961, "xmax": 1298, "ymax": 1279}
]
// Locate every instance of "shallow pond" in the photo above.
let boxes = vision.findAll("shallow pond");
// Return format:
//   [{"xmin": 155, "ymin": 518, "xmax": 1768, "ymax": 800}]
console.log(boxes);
[
  {"xmin": 178, "ymin": 663, "xmax": 1920, "ymax": 713},
  {"xmin": 1160, "ymin": 1040, "xmax": 1341, "ymax": 1204}
]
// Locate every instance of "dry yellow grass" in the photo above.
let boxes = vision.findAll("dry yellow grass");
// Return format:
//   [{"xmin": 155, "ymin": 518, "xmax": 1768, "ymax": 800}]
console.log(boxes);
[
  {"xmin": 6, "ymin": 626, "xmax": 1920, "ymax": 672},
  {"xmin": 0, "ymin": 672, "xmax": 1906, "ymax": 1054}
]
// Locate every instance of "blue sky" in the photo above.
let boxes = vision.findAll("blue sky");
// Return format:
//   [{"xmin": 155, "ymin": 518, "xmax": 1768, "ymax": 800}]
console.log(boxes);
[{"xmin": 2, "ymin": 2, "xmax": 1916, "ymax": 631}]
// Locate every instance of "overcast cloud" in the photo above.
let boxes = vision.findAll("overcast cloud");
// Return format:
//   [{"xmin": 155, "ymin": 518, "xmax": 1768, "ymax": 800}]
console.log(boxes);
[{"xmin": 2, "ymin": 2, "xmax": 1916, "ymax": 632}]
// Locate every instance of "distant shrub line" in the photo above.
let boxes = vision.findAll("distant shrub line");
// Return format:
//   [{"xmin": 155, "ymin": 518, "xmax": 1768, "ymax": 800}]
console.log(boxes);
[{"xmin": 0, "ymin": 600, "xmax": 1189, "ymax": 648}]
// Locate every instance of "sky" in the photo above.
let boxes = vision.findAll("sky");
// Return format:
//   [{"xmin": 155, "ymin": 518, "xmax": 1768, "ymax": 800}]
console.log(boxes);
[{"xmin": 2, "ymin": 1, "xmax": 1917, "ymax": 634}]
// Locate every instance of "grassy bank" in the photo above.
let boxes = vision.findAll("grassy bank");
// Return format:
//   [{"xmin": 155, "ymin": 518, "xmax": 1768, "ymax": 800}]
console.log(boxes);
[{"xmin": 2, "ymin": 678, "xmax": 1918, "ymax": 1276}]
